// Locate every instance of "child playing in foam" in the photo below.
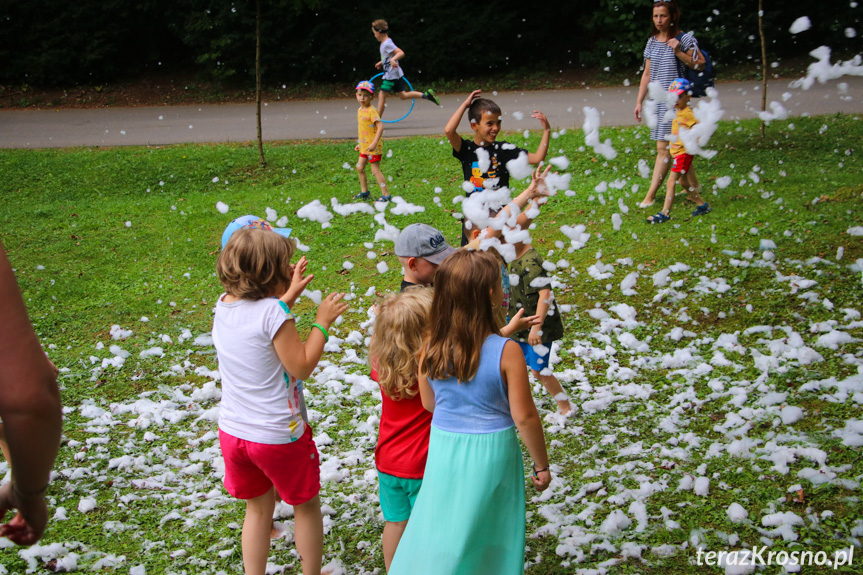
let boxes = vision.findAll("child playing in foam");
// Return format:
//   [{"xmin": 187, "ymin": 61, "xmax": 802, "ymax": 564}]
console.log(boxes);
[
  {"xmin": 368, "ymin": 288, "xmax": 434, "ymax": 571},
  {"xmin": 389, "ymin": 249, "xmax": 551, "ymax": 575},
  {"xmin": 213, "ymin": 216, "xmax": 347, "ymax": 575},
  {"xmin": 647, "ymin": 78, "xmax": 711, "ymax": 223}
]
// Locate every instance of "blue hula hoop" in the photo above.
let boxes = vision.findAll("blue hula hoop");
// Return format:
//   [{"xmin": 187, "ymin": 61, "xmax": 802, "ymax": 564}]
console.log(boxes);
[{"xmin": 369, "ymin": 72, "xmax": 415, "ymax": 123}]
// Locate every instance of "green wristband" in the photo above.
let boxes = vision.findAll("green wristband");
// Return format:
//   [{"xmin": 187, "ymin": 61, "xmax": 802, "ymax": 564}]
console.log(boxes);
[{"xmin": 311, "ymin": 323, "xmax": 329, "ymax": 343}]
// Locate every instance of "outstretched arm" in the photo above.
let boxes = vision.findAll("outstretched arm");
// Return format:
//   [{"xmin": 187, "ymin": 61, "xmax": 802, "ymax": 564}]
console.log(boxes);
[
  {"xmin": 0, "ymin": 243, "xmax": 62, "ymax": 546},
  {"xmin": 526, "ymin": 111, "xmax": 551, "ymax": 164},
  {"xmin": 444, "ymin": 89, "xmax": 482, "ymax": 152},
  {"xmin": 480, "ymin": 165, "xmax": 551, "ymax": 241},
  {"xmin": 273, "ymin": 292, "xmax": 348, "ymax": 380}
]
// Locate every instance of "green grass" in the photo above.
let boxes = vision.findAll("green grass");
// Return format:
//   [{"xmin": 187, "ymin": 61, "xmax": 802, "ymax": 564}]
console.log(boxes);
[{"xmin": 1, "ymin": 113, "xmax": 862, "ymax": 573}]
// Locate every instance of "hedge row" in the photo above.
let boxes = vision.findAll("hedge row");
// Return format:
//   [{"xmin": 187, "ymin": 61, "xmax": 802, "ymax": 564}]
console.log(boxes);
[{"xmin": 1, "ymin": 0, "xmax": 859, "ymax": 87}]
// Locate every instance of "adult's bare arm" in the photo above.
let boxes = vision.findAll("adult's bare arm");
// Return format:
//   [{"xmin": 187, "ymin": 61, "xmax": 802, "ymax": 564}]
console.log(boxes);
[{"xmin": 0, "ymin": 242, "xmax": 62, "ymax": 546}]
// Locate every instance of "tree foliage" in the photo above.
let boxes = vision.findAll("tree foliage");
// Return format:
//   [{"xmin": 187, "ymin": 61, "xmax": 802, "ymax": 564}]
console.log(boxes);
[{"xmin": 1, "ymin": 0, "xmax": 860, "ymax": 87}]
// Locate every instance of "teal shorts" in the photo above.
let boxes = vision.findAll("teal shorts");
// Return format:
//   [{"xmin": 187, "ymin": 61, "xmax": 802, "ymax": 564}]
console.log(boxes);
[
  {"xmin": 378, "ymin": 470, "xmax": 423, "ymax": 522},
  {"xmin": 380, "ymin": 78, "xmax": 406, "ymax": 93}
]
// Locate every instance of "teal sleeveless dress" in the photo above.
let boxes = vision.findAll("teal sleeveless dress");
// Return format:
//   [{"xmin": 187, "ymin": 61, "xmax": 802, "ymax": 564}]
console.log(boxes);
[{"xmin": 389, "ymin": 335, "xmax": 526, "ymax": 575}]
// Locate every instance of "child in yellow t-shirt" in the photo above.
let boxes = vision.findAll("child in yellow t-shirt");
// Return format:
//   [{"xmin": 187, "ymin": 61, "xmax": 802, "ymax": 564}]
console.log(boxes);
[
  {"xmin": 354, "ymin": 81, "xmax": 392, "ymax": 203},
  {"xmin": 647, "ymin": 78, "xmax": 711, "ymax": 224}
]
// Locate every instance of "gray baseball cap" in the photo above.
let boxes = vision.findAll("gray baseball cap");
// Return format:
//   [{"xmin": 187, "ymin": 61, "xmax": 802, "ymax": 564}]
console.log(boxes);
[{"xmin": 394, "ymin": 223, "xmax": 456, "ymax": 265}]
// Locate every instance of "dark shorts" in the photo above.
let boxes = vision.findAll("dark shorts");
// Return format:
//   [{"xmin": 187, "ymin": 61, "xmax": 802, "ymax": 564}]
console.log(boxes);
[
  {"xmin": 380, "ymin": 78, "xmax": 406, "ymax": 93},
  {"xmin": 672, "ymin": 153, "xmax": 694, "ymax": 174}
]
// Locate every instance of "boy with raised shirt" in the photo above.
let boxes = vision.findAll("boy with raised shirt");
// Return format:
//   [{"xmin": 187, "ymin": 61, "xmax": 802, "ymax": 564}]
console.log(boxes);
[
  {"xmin": 372, "ymin": 19, "xmax": 440, "ymax": 118},
  {"xmin": 444, "ymin": 89, "xmax": 551, "ymax": 244}
]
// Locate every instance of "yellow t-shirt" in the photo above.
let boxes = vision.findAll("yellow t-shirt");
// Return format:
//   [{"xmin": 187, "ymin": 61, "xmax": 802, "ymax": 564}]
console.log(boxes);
[
  {"xmin": 357, "ymin": 106, "xmax": 383, "ymax": 155},
  {"xmin": 670, "ymin": 106, "xmax": 698, "ymax": 157}
]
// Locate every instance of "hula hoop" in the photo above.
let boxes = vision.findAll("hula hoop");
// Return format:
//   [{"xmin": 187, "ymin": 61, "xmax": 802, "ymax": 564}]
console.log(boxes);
[{"xmin": 369, "ymin": 72, "xmax": 415, "ymax": 123}]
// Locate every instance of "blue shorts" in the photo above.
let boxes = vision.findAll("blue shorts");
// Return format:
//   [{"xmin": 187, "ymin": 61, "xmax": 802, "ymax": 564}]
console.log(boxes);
[
  {"xmin": 517, "ymin": 341, "xmax": 552, "ymax": 372},
  {"xmin": 378, "ymin": 470, "xmax": 423, "ymax": 522}
]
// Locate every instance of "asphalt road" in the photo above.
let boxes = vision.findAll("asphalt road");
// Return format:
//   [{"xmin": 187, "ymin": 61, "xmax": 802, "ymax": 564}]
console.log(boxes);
[{"xmin": 1, "ymin": 77, "xmax": 861, "ymax": 149}]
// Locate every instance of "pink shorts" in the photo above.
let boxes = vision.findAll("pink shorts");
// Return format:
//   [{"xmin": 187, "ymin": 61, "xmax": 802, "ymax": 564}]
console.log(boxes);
[
  {"xmin": 220, "ymin": 425, "xmax": 320, "ymax": 504},
  {"xmin": 672, "ymin": 153, "xmax": 694, "ymax": 173},
  {"xmin": 360, "ymin": 153, "xmax": 382, "ymax": 163}
]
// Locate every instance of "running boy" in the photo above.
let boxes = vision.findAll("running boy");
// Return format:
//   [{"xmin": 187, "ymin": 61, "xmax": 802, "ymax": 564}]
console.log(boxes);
[
  {"xmin": 354, "ymin": 81, "xmax": 391, "ymax": 202},
  {"xmin": 444, "ymin": 89, "xmax": 551, "ymax": 244},
  {"xmin": 508, "ymin": 239, "xmax": 572, "ymax": 416},
  {"xmin": 647, "ymin": 78, "xmax": 711, "ymax": 224},
  {"xmin": 372, "ymin": 19, "xmax": 440, "ymax": 118}
]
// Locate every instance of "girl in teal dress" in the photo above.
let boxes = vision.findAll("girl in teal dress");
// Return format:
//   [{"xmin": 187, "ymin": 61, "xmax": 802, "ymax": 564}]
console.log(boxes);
[{"xmin": 388, "ymin": 249, "xmax": 551, "ymax": 575}]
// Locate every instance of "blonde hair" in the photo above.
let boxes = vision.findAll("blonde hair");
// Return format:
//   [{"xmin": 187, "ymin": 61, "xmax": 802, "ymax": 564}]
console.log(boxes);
[
  {"xmin": 421, "ymin": 250, "xmax": 500, "ymax": 383},
  {"xmin": 370, "ymin": 288, "xmax": 433, "ymax": 400},
  {"xmin": 372, "ymin": 19, "xmax": 388, "ymax": 33},
  {"xmin": 216, "ymin": 228, "xmax": 295, "ymax": 300}
]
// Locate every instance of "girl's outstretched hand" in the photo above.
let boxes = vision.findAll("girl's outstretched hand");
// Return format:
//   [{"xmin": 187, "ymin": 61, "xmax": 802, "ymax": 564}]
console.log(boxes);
[
  {"xmin": 531, "ymin": 468, "xmax": 551, "ymax": 492},
  {"xmin": 505, "ymin": 309, "xmax": 541, "ymax": 335},
  {"xmin": 315, "ymin": 292, "xmax": 348, "ymax": 328},
  {"xmin": 280, "ymin": 256, "xmax": 314, "ymax": 309}
]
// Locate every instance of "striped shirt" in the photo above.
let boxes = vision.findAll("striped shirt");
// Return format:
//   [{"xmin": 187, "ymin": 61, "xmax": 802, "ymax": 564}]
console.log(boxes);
[{"xmin": 643, "ymin": 33, "xmax": 696, "ymax": 141}]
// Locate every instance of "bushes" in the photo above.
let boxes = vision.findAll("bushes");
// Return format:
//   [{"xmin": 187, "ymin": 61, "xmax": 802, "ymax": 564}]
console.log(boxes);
[{"xmin": 1, "ymin": 0, "xmax": 859, "ymax": 88}]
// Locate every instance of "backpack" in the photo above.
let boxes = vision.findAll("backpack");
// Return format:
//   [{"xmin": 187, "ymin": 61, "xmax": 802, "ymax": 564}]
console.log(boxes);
[{"xmin": 676, "ymin": 33, "xmax": 715, "ymax": 97}]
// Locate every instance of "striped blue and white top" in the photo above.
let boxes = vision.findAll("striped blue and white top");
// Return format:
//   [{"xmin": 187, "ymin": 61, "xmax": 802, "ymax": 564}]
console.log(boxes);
[{"xmin": 644, "ymin": 33, "xmax": 697, "ymax": 141}]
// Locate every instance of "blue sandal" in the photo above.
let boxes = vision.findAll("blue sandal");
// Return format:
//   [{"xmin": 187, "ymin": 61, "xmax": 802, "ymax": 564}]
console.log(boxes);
[
  {"xmin": 692, "ymin": 203, "xmax": 711, "ymax": 216},
  {"xmin": 354, "ymin": 191, "xmax": 371, "ymax": 201},
  {"xmin": 647, "ymin": 212, "xmax": 670, "ymax": 224}
]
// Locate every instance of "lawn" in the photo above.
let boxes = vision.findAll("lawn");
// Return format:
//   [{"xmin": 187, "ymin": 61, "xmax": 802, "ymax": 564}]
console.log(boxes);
[{"xmin": 0, "ymin": 112, "xmax": 861, "ymax": 574}]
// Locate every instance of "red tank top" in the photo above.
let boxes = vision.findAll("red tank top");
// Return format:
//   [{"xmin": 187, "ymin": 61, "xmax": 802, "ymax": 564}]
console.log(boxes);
[{"xmin": 372, "ymin": 367, "xmax": 432, "ymax": 479}]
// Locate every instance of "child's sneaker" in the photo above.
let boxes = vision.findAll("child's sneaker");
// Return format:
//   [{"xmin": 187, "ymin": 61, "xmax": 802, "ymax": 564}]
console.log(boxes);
[
  {"xmin": 424, "ymin": 89, "xmax": 440, "ymax": 106},
  {"xmin": 376, "ymin": 195, "xmax": 392, "ymax": 203},
  {"xmin": 692, "ymin": 203, "xmax": 711, "ymax": 216},
  {"xmin": 354, "ymin": 191, "xmax": 371, "ymax": 201}
]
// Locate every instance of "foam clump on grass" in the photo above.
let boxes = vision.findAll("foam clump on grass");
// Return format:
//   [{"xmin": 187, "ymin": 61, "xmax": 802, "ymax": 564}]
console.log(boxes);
[{"xmin": 296, "ymin": 199, "xmax": 334, "ymax": 228}]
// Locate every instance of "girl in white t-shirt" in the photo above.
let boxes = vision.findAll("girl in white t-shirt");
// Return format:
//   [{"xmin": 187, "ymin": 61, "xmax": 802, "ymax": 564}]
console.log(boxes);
[{"xmin": 213, "ymin": 225, "xmax": 347, "ymax": 575}]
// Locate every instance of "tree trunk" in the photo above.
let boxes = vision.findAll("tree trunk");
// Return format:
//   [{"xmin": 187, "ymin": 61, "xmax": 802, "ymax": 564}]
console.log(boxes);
[
  {"xmin": 256, "ymin": 0, "xmax": 266, "ymax": 166},
  {"xmin": 759, "ymin": 0, "xmax": 768, "ymax": 138}
]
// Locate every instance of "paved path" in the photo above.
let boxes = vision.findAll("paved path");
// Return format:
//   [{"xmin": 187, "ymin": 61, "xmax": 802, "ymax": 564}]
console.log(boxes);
[{"xmin": 1, "ymin": 77, "xmax": 861, "ymax": 149}]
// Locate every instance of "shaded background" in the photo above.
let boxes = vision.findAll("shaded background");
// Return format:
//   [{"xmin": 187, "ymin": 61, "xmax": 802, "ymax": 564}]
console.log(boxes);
[{"xmin": 0, "ymin": 0, "xmax": 859, "ymax": 87}]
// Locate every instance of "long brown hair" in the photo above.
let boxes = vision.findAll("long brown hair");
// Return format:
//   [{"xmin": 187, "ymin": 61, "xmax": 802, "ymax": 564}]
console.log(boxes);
[
  {"xmin": 421, "ymin": 250, "xmax": 501, "ymax": 383},
  {"xmin": 370, "ymin": 288, "xmax": 433, "ymax": 400},
  {"xmin": 649, "ymin": 0, "xmax": 681, "ymax": 38}
]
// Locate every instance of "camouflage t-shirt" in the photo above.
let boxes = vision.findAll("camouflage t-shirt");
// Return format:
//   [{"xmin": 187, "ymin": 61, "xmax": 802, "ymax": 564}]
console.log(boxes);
[{"xmin": 508, "ymin": 247, "xmax": 564, "ymax": 343}]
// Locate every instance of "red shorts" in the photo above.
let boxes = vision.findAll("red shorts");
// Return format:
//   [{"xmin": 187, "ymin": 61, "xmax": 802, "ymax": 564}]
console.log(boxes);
[
  {"xmin": 220, "ymin": 425, "xmax": 320, "ymax": 504},
  {"xmin": 360, "ymin": 153, "xmax": 382, "ymax": 163},
  {"xmin": 671, "ymin": 153, "xmax": 694, "ymax": 173}
]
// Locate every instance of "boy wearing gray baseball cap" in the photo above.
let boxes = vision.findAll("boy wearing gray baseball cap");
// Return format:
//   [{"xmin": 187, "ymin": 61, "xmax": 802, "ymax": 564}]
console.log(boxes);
[{"xmin": 394, "ymin": 223, "xmax": 456, "ymax": 291}]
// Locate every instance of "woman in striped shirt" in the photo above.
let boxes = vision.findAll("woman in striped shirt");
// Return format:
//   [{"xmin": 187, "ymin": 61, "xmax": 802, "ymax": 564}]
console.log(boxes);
[{"xmin": 633, "ymin": 0, "xmax": 704, "ymax": 209}]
